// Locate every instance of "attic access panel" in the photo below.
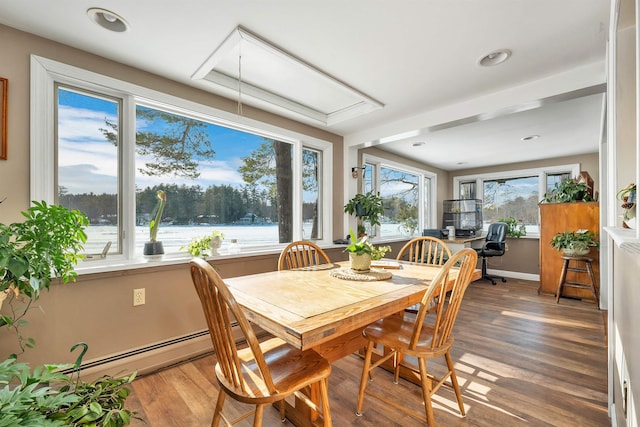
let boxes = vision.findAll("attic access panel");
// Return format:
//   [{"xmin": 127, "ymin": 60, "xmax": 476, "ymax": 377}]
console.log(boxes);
[{"xmin": 192, "ymin": 26, "xmax": 383, "ymax": 126}]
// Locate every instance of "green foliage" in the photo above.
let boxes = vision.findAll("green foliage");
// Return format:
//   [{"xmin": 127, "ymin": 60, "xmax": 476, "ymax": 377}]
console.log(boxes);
[
  {"xmin": 101, "ymin": 108, "xmax": 216, "ymax": 179},
  {"xmin": 551, "ymin": 229, "xmax": 599, "ymax": 252},
  {"xmin": 343, "ymin": 229, "xmax": 392, "ymax": 260},
  {"xmin": 541, "ymin": 178, "xmax": 592, "ymax": 203},
  {"xmin": 0, "ymin": 352, "xmax": 139, "ymax": 427},
  {"xmin": 148, "ymin": 190, "xmax": 166, "ymax": 243},
  {"xmin": 344, "ymin": 191, "xmax": 384, "ymax": 233},
  {"xmin": 370, "ymin": 244, "xmax": 392, "ymax": 261},
  {"xmin": 498, "ymin": 217, "xmax": 527, "ymax": 238},
  {"xmin": 0, "ymin": 201, "xmax": 88, "ymax": 353},
  {"xmin": 344, "ymin": 229, "xmax": 372, "ymax": 255},
  {"xmin": 180, "ymin": 231, "xmax": 224, "ymax": 257}
]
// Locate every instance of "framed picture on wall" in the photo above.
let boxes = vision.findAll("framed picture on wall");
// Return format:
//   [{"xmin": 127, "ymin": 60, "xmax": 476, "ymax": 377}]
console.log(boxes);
[{"xmin": 0, "ymin": 77, "xmax": 6, "ymax": 160}]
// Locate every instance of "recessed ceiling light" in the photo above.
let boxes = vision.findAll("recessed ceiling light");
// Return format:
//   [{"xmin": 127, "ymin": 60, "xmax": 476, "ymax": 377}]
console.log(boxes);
[
  {"xmin": 412, "ymin": 142, "xmax": 426, "ymax": 147},
  {"xmin": 87, "ymin": 8, "xmax": 128, "ymax": 32},
  {"xmin": 521, "ymin": 135, "xmax": 540, "ymax": 141},
  {"xmin": 478, "ymin": 49, "xmax": 512, "ymax": 67},
  {"xmin": 456, "ymin": 161, "xmax": 467, "ymax": 165}
]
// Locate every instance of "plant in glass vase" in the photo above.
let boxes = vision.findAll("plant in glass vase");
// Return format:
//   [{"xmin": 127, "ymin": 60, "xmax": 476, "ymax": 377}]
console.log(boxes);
[
  {"xmin": 181, "ymin": 230, "xmax": 225, "ymax": 257},
  {"xmin": 144, "ymin": 190, "xmax": 166, "ymax": 256}
]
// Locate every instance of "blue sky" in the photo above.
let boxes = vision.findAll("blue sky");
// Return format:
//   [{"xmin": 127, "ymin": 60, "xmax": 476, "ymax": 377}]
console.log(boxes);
[{"xmin": 57, "ymin": 89, "xmax": 268, "ymax": 195}]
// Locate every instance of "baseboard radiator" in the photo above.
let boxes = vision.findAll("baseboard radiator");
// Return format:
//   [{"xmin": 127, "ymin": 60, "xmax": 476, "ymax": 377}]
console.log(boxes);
[{"xmin": 65, "ymin": 323, "xmax": 267, "ymax": 381}]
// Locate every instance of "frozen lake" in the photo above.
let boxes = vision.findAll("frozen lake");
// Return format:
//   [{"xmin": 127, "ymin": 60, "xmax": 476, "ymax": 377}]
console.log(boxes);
[{"xmin": 83, "ymin": 223, "xmax": 410, "ymax": 255}]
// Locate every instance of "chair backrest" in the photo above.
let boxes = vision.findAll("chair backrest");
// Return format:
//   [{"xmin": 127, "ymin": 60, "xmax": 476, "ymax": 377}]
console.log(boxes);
[
  {"xmin": 396, "ymin": 236, "xmax": 452, "ymax": 265},
  {"xmin": 189, "ymin": 258, "xmax": 276, "ymax": 396},
  {"xmin": 410, "ymin": 248, "xmax": 478, "ymax": 350},
  {"xmin": 485, "ymin": 222, "xmax": 507, "ymax": 252},
  {"xmin": 278, "ymin": 240, "xmax": 331, "ymax": 270}
]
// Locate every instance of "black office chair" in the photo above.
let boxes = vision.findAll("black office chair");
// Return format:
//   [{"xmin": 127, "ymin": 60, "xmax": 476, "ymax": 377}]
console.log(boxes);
[{"xmin": 475, "ymin": 222, "xmax": 508, "ymax": 285}]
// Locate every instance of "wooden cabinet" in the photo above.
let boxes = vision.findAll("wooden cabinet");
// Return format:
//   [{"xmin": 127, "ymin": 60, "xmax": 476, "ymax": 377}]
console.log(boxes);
[{"xmin": 539, "ymin": 202, "xmax": 600, "ymax": 300}]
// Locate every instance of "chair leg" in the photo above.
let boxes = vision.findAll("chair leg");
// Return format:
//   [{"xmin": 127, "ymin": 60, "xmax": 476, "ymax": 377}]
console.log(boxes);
[
  {"xmin": 445, "ymin": 351, "xmax": 466, "ymax": 416},
  {"xmin": 418, "ymin": 357, "xmax": 436, "ymax": 427},
  {"xmin": 393, "ymin": 352, "xmax": 400, "ymax": 384},
  {"xmin": 319, "ymin": 377, "xmax": 332, "ymax": 427},
  {"xmin": 279, "ymin": 399, "xmax": 286, "ymax": 422},
  {"xmin": 253, "ymin": 404, "xmax": 265, "ymax": 427},
  {"xmin": 211, "ymin": 391, "xmax": 226, "ymax": 427},
  {"xmin": 356, "ymin": 341, "xmax": 375, "ymax": 416}
]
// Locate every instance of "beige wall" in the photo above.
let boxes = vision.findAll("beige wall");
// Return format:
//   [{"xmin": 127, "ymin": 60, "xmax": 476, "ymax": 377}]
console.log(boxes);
[
  {"xmin": 0, "ymin": 24, "xmax": 346, "ymax": 369},
  {"xmin": 452, "ymin": 153, "xmax": 600, "ymax": 190}
]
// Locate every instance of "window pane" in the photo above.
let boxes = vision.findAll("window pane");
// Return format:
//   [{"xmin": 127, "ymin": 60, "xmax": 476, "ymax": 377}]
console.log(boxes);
[
  {"xmin": 303, "ymin": 148, "xmax": 322, "ymax": 240},
  {"xmin": 134, "ymin": 105, "xmax": 294, "ymax": 253},
  {"xmin": 482, "ymin": 176, "xmax": 539, "ymax": 233},
  {"xmin": 380, "ymin": 167, "xmax": 419, "ymax": 237},
  {"xmin": 423, "ymin": 176, "xmax": 432, "ymax": 228},
  {"xmin": 57, "ymin": 86, "xmax": 120, "ymax": 255},
  {"xmin": 460, "ymin": 181, "xmax": 476, "ymax": 199},
  {"xmin": 363, "ymin": 163, "xmax": 375, "ymax": 194},
  {"xmin": 546, "ymin": 172, "xmax": 571, "ymax": 192}
]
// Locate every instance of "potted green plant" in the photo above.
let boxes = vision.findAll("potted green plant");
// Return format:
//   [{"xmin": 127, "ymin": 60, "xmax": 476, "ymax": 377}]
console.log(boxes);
[
  {"xmin": 181, "ymin": 230, "xmax": 225, "ymax": 257},
  {"xmin": 541, "ymin": 178, "xmax": 593, "ymax": 203},
  {"xmin": 498, "ymin": 217, "xmax": 527, "ymax": 238},
  {"xmin": 0, "ymin": 347, "xmax": 139, "ymax": 426},
  {"xmin": 0, "ymin": 200, "xmax": 89, "ymax": 350},
  {"xmin": 344, "ymin": 229, "xmax": 373, "ymax": 272},
  {"xmin": 344, "ymin": 191, "xmax": 384, "ymax": 235},
  {"xmin": 143, "ymin": 189, "xmax": 166, "ymax": 256},
  {"xmin": 343, "ymin": 229, "xmax": 392, "ymax": 271},
  {"xmin": 0, "ymin": 203, "xmax": 139, "ymax": 425},
  {"xmin": 551, "ymin": 229, "xmax": 599, "ymax": 256}
]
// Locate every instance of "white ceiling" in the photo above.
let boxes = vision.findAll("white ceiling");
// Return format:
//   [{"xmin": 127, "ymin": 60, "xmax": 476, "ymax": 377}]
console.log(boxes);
[{"xmin": 0, "ymin": 0, "xmax": 610, "ymax": 171}]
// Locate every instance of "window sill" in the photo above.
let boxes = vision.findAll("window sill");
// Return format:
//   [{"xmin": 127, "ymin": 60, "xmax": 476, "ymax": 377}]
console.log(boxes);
[
  {"xmin": 74, "ymin": 242, "xmax": 350, "ymax": 276},
  {"xmin": 604, "ymin": 226, "xmax": 640, "ymax": 254}
]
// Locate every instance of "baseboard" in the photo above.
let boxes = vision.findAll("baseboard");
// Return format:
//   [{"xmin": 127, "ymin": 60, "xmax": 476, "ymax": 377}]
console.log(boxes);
[
  {"xmin": 486, "ymin": 268, "xmax": 540, "ymax": 282},
  {"xmin": 67, "ymin": 330, "xmax": 214, "ymax": 381},
  {"xmin": 68, "ymin": 324, "xmax": 271, "ymax": 381}
]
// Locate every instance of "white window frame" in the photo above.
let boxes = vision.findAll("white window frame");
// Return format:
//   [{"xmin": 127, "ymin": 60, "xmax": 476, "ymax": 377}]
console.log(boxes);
[
  {"xmin": 362, "ymin": 153, "xmax": 437, "ymax": 239},
  {"xmin": 30, "ymin": 55, "xmax": 333, "ymax": 268},
  {"xmin": 453, "ymin": 163, "xmax": 581, "ymax": 236}
]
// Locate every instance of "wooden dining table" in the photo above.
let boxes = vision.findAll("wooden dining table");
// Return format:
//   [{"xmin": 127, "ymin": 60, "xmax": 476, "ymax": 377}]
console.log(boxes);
[{"xmin": 225, "ymin": 260, "xmax": 480, "ymax": 426}]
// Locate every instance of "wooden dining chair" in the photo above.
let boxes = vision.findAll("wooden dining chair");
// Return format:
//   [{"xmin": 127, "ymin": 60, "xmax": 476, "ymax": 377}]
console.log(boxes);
[
  {"xmin": 396, "ymin": 236, "xmax": 452, "ymax": 265},
  {"xmin": 355, "ymin": 248, "xmax": 478, "ymax": 426},
  {"xmin": 396, "ymin": 236, "xmax": 452, "ymax": 312},
  {"xmin": 278, "ymin": 240, "xmax": 331, "ymax": 270},
  {"xmin": 189, "ymin": 258, "xmax": 333, "ymax": 427}
]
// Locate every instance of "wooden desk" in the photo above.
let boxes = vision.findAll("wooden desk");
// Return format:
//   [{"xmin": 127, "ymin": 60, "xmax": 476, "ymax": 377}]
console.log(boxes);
[
  {"xmin": 225, "ymin": 261, "xmax": 480, "ymax": 426},
  {"xmin": 445, "ymin": 234, "xmax": 485, "ymax": 253}
]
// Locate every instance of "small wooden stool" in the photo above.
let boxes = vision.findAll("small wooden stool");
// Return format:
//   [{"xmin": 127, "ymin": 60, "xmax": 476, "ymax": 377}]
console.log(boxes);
[{"xmin": 556, "ymin": 256, "xmax": 599, "ymax": 308}]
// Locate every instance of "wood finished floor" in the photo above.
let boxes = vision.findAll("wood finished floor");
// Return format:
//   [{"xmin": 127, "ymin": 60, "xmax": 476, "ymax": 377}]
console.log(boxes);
[{"xmin": 126, "ymin": 278, "xmax": 609, "ymax": 426}]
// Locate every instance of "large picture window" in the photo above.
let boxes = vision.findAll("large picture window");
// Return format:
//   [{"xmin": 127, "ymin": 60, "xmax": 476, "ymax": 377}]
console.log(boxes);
[
  {"xmin": 454, "ymin": 164, "xmax": 580, "ymax": 235},
  {"xmin": 33, "ymin": 56, "xmax": 332, "ymax": 264},
  {"xmin": 363, "ymin": 155, "xmax": 436, "ymax": 238}
]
